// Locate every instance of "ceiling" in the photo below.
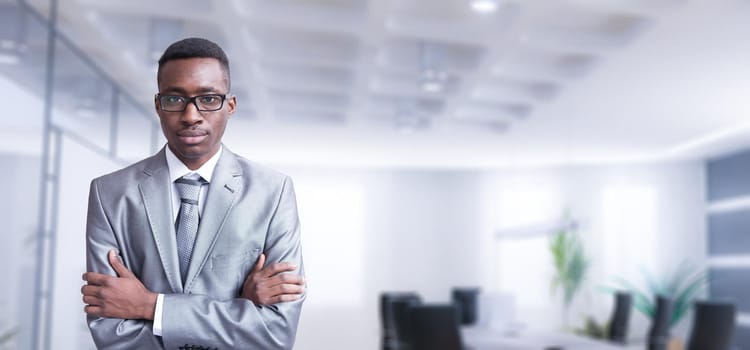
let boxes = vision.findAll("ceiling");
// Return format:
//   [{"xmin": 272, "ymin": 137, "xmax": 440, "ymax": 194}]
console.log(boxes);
[{"xmin": 1, "ymin": 0, "xmax": 750, "ymax": 167}]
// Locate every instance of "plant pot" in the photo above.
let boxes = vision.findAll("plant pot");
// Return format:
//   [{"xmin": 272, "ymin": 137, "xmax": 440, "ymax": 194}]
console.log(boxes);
[{"xmin": 666, "ymin": 336, "xmax": 684, "ymax": 350}]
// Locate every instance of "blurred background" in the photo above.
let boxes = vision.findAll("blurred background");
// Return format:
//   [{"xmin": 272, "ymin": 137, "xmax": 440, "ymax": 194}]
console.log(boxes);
[{"xmin": 0, "ymin": 0, "xmax": 749, "ymax": 349}]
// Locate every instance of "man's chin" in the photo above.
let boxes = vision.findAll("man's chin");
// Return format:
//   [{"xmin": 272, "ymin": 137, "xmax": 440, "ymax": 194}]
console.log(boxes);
[{"xmin": 171, "ymin": 144, "xmax": 220, "ymax": 163}]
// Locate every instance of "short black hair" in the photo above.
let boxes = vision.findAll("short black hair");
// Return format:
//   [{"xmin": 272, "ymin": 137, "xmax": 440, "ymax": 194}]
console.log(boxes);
[{"xmin": 157, "ymin": 37, "xmax": 231, "ymax": 90}]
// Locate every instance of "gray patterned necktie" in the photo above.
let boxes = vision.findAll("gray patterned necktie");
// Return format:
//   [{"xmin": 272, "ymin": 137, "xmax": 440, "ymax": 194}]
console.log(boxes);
[{"xmin": 174, "ymin": 173, "xmax": 205, "ymax": 283}]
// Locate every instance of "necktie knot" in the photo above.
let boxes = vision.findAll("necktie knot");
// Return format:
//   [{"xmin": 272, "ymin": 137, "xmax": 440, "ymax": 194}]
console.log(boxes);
[{"xmin": 175, "ymin": 173, "xmax": 204, "ymax": 203}]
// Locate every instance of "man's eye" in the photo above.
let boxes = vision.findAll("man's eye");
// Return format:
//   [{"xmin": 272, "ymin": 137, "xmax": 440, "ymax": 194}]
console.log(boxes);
[
  {"xmin": 165, "ymin": 96, "xmax": 183, "ymax": 104},
  {"xmin": 199, "ymin": 96, "xmax": 217, "ymax": 104}
]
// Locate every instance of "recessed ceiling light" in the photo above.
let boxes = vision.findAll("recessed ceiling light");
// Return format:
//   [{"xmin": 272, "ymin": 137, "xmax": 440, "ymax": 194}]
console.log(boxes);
[
  {"xmin": 422, "ymin": 81, "xmax": 443, "ymax": 93},
  {"xmin": 0, "ymin": 52, "xmax": 20, "ymax": 65},
  {"xmin": 471, "ymin": 0, "xmax": 499, "ymax": 14}
]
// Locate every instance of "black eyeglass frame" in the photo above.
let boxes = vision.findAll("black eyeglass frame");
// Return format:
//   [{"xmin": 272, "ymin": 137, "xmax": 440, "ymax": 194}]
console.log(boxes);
[{"xmin": 156, "ymin": 93, "xmax": 229, "ymax": 112}]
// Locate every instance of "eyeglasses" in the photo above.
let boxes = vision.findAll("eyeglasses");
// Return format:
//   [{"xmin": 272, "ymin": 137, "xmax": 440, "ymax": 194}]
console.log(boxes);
[{"xmin": 157, "ymin": 93, "xmax": 227, "ymax": 112}]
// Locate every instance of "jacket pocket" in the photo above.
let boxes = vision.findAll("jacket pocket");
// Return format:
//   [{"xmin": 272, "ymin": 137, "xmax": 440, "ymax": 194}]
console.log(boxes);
[
  {"xmin": 211, "ymin": 248, "xmax": 260, "ymax": 270},
  {"xmin": 210, "ymin": 248, "xmax": 260, "ymax": 288}
]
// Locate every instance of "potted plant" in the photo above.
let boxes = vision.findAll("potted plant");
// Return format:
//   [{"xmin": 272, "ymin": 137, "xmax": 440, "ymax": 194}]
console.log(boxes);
[
  {"xmin": 549, "ymin": 229, "xmax": 590, "ymax": 328},
  {"xmin": 604, "ymin": 262, "xmax": 706, "ymax": 346}
]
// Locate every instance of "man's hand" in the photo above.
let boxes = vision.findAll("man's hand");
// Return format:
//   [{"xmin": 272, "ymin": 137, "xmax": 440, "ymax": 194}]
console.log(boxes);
[
  {"xmin": 82, "ymin": 250, "xmax": 157, "ymax": 320},
  {"xmin": 241, "ymin": 253, "xmax": 305, "ymax": 305}
]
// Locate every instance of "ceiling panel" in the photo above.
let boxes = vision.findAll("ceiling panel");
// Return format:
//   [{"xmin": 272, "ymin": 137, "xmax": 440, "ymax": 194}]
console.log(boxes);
[{"xmin": 4, "ymin": 0, "xmax": 746, "ymax": 167}]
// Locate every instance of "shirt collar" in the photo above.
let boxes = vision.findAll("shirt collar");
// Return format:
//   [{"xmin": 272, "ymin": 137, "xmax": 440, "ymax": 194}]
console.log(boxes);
[{"xmin": 165, "ymin": 145, "xmax": 222, "ymax": 183}]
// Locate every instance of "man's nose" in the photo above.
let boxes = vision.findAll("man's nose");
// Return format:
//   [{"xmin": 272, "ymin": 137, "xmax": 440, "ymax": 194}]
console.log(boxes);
[{"xmin": 180, "ymin": 102, "xmax": 203, "ymax": 124}]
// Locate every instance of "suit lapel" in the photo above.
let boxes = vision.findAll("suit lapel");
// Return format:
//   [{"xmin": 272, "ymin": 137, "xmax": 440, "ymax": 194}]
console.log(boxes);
[
  {"xmin": 138, "ymin": 148, "xmax": 183, "ymax": 293},
  {"xmin": 184, "ymin": 149, "xmax": 243, "ymax": 292}
]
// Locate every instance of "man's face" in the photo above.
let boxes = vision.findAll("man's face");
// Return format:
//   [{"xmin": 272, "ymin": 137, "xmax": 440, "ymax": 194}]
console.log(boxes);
[{"xmin": 155, "ymin": 57, "xmax": 236, "ymax": 169}]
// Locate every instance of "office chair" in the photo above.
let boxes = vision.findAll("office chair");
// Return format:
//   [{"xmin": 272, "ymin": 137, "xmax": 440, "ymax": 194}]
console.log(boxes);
[
  {"xmin": 410, "ymin": 304, "xmax": 463, "ymax": 350},
  {"xmin": 686, "ymin": 301, "xmax": 736, "ymax": 350},
  {"xmin": 647, "ymin": 296, "xmax": 673, "ymax": 350},
  {"xmin": 607, "ymin": 292, "xmax": 632, "ymax": 344},
  {"xmin": 380, "ymin": 292, "xmax": 422, "ymax": 350},
  {"xmin": 452, "ymin": 287, "xmax": 480, "ymax": 326}
]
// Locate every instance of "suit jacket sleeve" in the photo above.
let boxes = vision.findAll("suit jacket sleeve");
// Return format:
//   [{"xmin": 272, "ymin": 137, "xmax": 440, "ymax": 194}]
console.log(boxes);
[
  {"xmin": 160, "ymin": 176, "xmax": 306, "ymax": 350},
  {"xmin": 85, "ymin": 179, "xmax": 165, "ymax": 349}
]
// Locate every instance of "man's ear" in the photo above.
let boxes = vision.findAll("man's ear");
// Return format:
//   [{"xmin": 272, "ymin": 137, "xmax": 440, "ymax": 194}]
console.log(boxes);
[
  {"xmin": 227, "ymin": 95, "xmax": 237, "ymax": 116},
  {"xmin": 154, "ymin": 94, "xmax": 160, "ymax": 114}
]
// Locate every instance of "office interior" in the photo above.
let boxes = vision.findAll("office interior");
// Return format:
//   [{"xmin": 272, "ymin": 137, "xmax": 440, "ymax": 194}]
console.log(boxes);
[{"xmin": 0, "ymin": 0, "xmax": 748, "ymax": 349}]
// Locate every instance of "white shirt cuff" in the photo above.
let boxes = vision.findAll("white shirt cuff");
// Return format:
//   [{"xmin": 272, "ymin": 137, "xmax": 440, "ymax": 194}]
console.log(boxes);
[{"xmin": 153, "ymin": 293, "xmax": 164, "ymax": 336}]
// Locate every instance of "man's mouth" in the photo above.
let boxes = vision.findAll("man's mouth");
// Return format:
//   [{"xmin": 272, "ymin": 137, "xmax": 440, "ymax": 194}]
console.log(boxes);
[{"xmin": 177, "ymin": 130, "xmax": 208, "ymax": 144}]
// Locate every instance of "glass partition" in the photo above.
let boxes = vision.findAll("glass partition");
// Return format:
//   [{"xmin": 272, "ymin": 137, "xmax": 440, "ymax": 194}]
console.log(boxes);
[
  {"xmin": 117, "ymin": 95, "xmax": 156, "ymax": 160},
  {"xmin": 51, "ymin": 39, "xmax": 114, "ymax": 153}
]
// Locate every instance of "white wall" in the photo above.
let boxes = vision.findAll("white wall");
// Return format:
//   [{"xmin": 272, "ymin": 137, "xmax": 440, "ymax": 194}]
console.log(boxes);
[{"xmin": 279, "ymin": 160, "xmax": 705, "ymax": 349}]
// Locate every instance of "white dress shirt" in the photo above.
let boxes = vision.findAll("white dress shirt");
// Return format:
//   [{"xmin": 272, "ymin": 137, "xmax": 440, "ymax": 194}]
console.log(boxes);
[{"xmin": 153, "ymin": 145, "xmax": 223, "ymax": 336}]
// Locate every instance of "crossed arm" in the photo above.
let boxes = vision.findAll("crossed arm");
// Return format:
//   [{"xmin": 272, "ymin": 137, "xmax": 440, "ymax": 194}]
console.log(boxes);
[
  {"xmin": 82, "ymin": 250, "xmax": 304, "ymax": 320},
  {"xmin": 82, "ymin": 249, "xmax": 304, "ymax": 349}
]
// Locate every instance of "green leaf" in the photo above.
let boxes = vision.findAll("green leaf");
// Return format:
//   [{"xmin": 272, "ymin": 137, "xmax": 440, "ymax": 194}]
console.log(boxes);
[
  {"xmin": 633, "ymin": 292, "xmax": 656, "ymax": 318},
  {"xmin": 607, "ymin": 263, "xmax": 707, "ymax": 327},
  {"xmin": 0, "ymin": 327, "xmax": 17, "ymax": 345},
  {"xmin": 667, "ymin": 261, "xmax": 692, "ymax": 294},
  {"xmin": 640, "ymin": 265, "xmax": 665, "ymax": 296},
  {"xmin": 548, "ymin": 230, "xmax": 589, "ymax": 308},
  {"xmin": 671, "ymin": 274, "xmax": 707, "ymax": 326}
]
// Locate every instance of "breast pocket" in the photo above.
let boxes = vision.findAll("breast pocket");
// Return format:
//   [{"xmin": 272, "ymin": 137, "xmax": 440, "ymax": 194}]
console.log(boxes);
[{"xmin": 211, "ymin": 248, "xmax": 260, "ymax": 286}]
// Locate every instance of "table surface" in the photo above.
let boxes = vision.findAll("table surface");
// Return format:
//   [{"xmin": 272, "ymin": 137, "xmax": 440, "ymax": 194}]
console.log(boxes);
[{"xmin": 462, "ymin": 326, "xmax": 634, "ymax": 350}]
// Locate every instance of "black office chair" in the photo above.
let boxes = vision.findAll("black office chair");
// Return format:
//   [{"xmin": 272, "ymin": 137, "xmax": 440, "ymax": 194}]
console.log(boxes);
[
  {"xmin": 686, "ymin": 301, "xmax": 736, "ymax": 350},
  {"xmin": 452, "ymin": 287, "xmax": 480, "ymax": 326},
  {"xmin": 410, "ymin": 304, "xmax": 463, "ymax": 350},
  {"xmin": 647, "ymin": 296, "xmax": 673, "ymax": 350},
  {"xmin": 607, "ymin": 292, "xmax": 632, "ymax": 344},
  {"xmin": 380, "ymin": 292, "xmax": 422, "ymax": 350}
]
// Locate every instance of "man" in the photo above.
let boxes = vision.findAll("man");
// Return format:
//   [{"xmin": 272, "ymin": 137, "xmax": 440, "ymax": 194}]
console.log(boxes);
[{"xmin": 81, "ymin": 37, "xmax": 306, "ymax": 349}]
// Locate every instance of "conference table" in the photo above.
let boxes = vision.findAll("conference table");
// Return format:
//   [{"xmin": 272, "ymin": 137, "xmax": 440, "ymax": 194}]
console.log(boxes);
[{"xmin": 462, "ymin": 326, "xmax": 632, "ymax": 350}]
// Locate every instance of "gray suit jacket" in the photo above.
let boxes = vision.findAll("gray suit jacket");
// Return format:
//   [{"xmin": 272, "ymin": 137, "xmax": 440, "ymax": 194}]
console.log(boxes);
[{"xmin": 85, "ymin": 146, "xmax": 305, "ymax": 349}]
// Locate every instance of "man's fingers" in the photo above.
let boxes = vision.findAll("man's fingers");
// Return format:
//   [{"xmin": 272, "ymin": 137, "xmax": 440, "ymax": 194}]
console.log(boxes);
[
  {"xmin": 251, "ymin": 253, "xmax": 266, "ymax": 274},
  {"xmin": 261, "ymin": 262, "xmax": 298, "ymax": 278},
  {"xmin": 268, "ymin": 283, "xmax": 305, "ymax": 297},
  {"xmin": 269, "ymin": 294, "xmax": 302, "ymax": 304},
  {"xmin": 82, "ymin": 272, "xmax": 110, "ymax": 286},
  {"xmin": 82, "ymin": 294, "xmax": 102, "ymax": 306},
  {"xmin": 81, "ymin": 284, "xmax": 102, "ymax": 297},
  {"xmin": 84, "ymin": 304, "xmax": 102, "ymax": 316},
  {"xmin": 266, "ymin": 273, "xmax": 305, "ymax": 288},
  {"xmin": 108, "ymin": 250, "xmax": 134, "ymax": 278}
]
